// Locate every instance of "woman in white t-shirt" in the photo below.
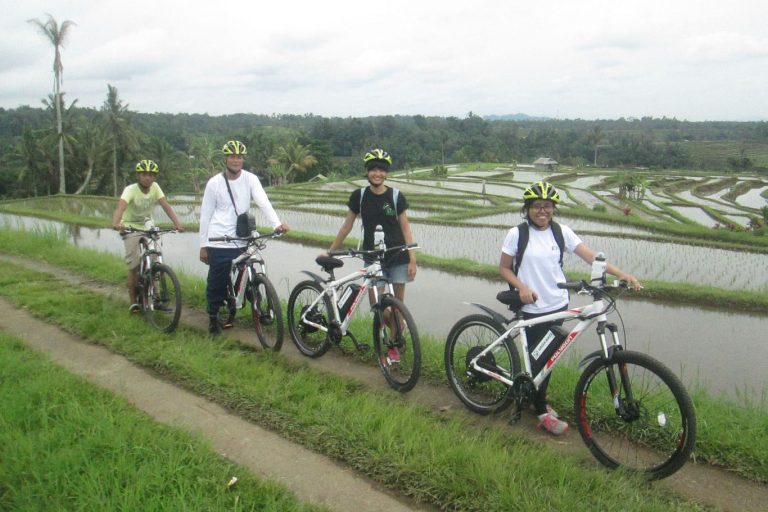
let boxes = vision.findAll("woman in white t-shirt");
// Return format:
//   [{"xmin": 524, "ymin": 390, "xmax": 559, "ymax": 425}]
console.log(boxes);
[{"xmin": 499, "ymin": 181, "xmax": 641, "ymax": 435}]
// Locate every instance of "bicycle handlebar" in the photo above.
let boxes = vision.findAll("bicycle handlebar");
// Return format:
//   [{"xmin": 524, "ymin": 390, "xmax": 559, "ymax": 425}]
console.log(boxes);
[
  {"xmin": 557, "ymin": 279, "xmax": 630, "ymax": 292},
  {"xmin": 328, "ymin": 243, "xmax": 419, "ymax": 259},
  {"xmin": 208, "ymin": 231, "xmax": 284, "ymax": 243},
  {"xmin": 122, "ymin": 226, "xmax": 177, "ymax": 235}
]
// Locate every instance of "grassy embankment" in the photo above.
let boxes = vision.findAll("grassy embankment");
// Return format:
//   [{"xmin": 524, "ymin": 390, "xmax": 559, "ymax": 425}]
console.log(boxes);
[
  {"xmin": 0, "ymin": 258, "xmax": 705, "ymax": 512},
  {"xmin": 0, "ymin": 332, "xmax": 328, "ymax": 511},
  {"xmin": 1, "ymin": 227, "xmax": 767, "ymax": 492}
]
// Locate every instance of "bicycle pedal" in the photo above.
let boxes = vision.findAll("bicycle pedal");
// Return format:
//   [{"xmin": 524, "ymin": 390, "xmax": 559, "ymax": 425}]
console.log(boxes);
[{"xmin": 508, "ymin": 410, "xmax": 522, "ymax": 425}]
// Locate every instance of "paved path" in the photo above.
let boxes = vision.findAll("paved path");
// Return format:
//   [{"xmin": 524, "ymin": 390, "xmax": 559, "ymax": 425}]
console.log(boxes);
[{"xmin": 0, "ymin": 298, "xmax": 432, "ymax": 512}]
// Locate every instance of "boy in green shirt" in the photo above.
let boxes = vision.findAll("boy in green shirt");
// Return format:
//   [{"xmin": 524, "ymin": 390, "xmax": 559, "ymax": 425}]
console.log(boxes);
[{"xmin": 112, "ymin": 159, "xmax": 184, "ymax": 312}]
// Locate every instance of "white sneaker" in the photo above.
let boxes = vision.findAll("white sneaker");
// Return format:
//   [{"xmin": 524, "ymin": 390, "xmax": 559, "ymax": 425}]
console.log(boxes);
[{"xmin": 537, "ymin": 412, "xmax": 568, "ymax": 435}]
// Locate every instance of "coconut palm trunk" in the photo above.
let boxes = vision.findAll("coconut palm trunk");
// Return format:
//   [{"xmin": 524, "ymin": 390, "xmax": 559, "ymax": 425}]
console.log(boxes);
[{"xmin": 28, "ymin": 14, "xmax": 76, "ymax": 195}]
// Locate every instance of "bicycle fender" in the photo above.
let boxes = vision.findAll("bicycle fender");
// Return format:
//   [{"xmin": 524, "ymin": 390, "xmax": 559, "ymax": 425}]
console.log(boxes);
[
  {"xmin": 465, "ymin": 302, "xmax": 509, "ymax": 326},
  {"xmin": 300, "ymin": 270, "xmax": 326, "ymax": 285},
  {"xmin": 577, "ymin": 346, "xmax": 620, "ymax": 369}
]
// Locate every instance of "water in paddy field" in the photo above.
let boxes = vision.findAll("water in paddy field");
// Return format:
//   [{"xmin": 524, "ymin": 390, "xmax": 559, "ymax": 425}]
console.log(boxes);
[{"xmin": 1, "ymin": 213, "xmax": 766, "ymax": 400}]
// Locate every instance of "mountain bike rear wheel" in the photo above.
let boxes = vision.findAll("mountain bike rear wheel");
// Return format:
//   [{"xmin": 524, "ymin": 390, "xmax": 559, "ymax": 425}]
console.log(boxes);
[
  {"xmin": 373, "ymin": 296, "xmax": 421, "ymax": 393},
  {"xmin": 249, "ymin": 273, "xmax": 283, "ymax": 351},
  {"xmin": 444, "ymin": 314, "xmax": 518, "ymax": 414},
  {"xmin": 574, "ymin": 350, "xmax": 696, "ymax": 479},
  {"xmin": 287, "ymin": 280, "xmax": 332, "ymax": 357},
  {"xmin": 143, "ymin": 263, "xmax": 182, "ymax": 333}
]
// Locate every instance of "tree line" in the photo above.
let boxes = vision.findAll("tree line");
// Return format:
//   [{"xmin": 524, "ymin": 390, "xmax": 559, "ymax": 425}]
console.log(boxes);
[
  {"xmin": 4, "ymin": 13, "xmax": 766, "ymax": 199},
  {"xmin": 4, "ymin": 100, "xmax": 768, "ymax": 199}
]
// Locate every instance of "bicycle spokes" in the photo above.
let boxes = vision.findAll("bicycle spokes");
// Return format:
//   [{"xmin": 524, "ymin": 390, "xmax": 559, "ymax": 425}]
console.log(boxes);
[{"xmin": 373, "ymin": 297, "xmax": 421, "ymax": 393}]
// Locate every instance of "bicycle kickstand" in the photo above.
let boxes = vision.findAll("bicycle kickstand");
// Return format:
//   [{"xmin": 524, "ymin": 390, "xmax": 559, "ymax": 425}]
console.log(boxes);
[{"xmin": 346, "ymin": 331, "xmax": 370, "ymax": 353}]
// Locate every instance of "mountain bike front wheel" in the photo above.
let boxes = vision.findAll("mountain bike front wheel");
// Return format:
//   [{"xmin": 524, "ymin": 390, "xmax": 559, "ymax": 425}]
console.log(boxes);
[
  {"xmin": 574, "ymin": 350, "xmax": 697, "ymax": 480},
  {"xmin": 287, "ymin": 280, "xmax": 332, "ymax": 358},
  {"xmin": 373, "ymin": 296, "xmax": 421, "ymax": 393},
  {"xmin": 249, "ymin": 273, "xmax": 283, "ymax": 351},
  {"xmin": 143, "ymin": 263, "xmax": 182, "ymax": 333},
  {"xmin": 444, "ymin": 314, "xmax": 518, "ymax": 414}
]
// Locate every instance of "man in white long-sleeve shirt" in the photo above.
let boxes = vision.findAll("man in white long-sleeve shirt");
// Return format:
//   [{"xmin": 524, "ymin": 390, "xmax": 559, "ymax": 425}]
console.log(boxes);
[{"xmin": 199, "ymin": 140, "xmax": 289, "ymax": 335}]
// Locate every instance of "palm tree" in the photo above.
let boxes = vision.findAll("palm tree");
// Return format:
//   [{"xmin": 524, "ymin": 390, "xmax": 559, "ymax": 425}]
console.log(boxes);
[
  {"xmin": 102, "ymin": 84, "xmax": 139, "ymax": 195},
  {"xmin": 585, "ymin": 126, "xmax": 605, "ymax": 166},
  {"xmin": 274, "ymin": 139, "xmax": 318, "ymax": 185},
  {"xmin": 28, "ymin": 14, "xmax": 76, "ymax": 194},
  {"xmin": 73, "ymin": 118, "xmax": 109, "ymax": 195}
]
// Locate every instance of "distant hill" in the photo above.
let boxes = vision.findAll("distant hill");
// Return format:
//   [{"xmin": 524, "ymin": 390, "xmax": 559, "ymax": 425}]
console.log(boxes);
[{"xmin": 483, "ymin": 113, "xmax": 551, "ymax": 121}]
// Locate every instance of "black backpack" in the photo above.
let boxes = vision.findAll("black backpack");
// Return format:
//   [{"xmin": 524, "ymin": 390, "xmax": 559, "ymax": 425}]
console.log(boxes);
[{"xmin": 512, "ymin": 221, "xmax": 565, "ymax": 275}]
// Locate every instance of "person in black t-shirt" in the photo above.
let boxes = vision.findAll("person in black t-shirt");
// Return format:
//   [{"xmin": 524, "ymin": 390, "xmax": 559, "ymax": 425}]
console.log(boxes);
[{"xmin": 328, "ymin": 148, "xmax": 417, "ymax": 302}]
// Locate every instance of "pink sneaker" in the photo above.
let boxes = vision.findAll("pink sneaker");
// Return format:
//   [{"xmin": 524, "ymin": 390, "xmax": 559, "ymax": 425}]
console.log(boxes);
[
  {"xmin": 537, "ymin": 412, "xmax": 568, "ymax": 435},
  {"xmin": 387, "ymin": 347, "xmax": 400, "ymax": 364}
]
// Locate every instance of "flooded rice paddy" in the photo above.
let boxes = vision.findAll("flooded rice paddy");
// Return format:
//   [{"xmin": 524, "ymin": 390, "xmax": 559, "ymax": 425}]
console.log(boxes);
[{"xmin": 1, "ymin": 213, "xmax": 766, "ymax": 399}]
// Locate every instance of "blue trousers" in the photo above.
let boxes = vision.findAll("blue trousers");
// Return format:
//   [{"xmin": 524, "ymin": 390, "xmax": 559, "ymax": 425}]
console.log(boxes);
[{"xmin": 205, "ymin": 247, "xmax": 242, "ymax": 317}]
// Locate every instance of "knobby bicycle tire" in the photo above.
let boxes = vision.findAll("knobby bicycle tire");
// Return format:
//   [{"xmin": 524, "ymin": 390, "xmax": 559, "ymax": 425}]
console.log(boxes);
[
  {"xmin": 574, "ymin": 350, "xmax": 696, "ymax": 479},
  {"xmin": 143, "ymin": 263, "xmax": 182, "ymax": 333},
  {"xmin": 249, "ymin": 273, "xmax": 283, "ymax": 351},
  {"xmin": 287, "ymin": 280, "xmax": 332, "ymax": 357},
  {"xmin": 444, "ymin": 314, "xmax": 519, "ymax": 414},
  {"xmin": 372, "ymin": 296, "xmax": 421, "ymax": 392}
]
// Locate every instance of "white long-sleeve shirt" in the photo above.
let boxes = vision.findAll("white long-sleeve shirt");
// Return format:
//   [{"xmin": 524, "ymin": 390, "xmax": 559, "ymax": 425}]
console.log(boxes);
[{"xmin": 199, "ymin": 171, "xmax": 281, "ymax": 248}]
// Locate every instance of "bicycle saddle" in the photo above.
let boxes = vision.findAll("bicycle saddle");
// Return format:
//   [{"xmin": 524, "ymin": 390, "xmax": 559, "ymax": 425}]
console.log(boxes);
[
  {"xmin": 316, "ymin": 255, "xmax": 344, "ymax": 272},
  {"xmin": 496, "ymin": 290, "xmax": 523, "ymax": 312}
]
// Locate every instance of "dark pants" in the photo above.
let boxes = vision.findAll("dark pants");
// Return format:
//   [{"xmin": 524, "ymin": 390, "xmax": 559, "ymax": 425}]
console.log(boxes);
[
  {"xmin": 523, "ymin": 305, "xmax": 567, "ymax": 414},
  {"xmin": 205, "ymin": 247, "xmax": 242, "ymax": 317}
]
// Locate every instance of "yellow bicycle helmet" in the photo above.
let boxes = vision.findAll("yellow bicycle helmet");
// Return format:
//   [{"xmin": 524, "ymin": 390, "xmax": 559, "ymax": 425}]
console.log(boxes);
[
  {"xmin": 135, "ymin": 159, "xmax": 159, "ymax": 173},
  {"xmin": 523, "ymin": 181, "xmax": 560, "ymax": 203},
  {"xmin": 363, "ymin": 148, "xmax": 392, "ymax": 171},
  {"xmin": 222, "ymin": 140, "xmax": 248, "ymax": 156}
]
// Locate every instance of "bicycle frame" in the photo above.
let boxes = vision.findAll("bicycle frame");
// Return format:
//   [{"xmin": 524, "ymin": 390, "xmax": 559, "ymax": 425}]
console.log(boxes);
[
  {"xmin": 298, "ymin": 259, "xmax": 394, "ymax": 337},
  {"xmin": 138, "ymin": 231, "xmax": 166, "ymax": 276},
  {"xmin": 228, "ymin": 241, "xmax": 269, "ymax": 310},
  {"xmin": 467, "ymin": 276, "xmax": 623, "ymax": 391}
]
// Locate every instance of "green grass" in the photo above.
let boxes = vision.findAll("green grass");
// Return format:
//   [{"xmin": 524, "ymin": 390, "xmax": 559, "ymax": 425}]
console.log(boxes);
[
  {"xmin": 0, "ymin": 262, "xmax": 707, "ymax": 511},
  {"xmin": 0, "ymin": 333, "xmax": 327, "ymax": 512},
  {"xmin": 2, "ymin": 228, "xmax": 768, "ymax": 485}
]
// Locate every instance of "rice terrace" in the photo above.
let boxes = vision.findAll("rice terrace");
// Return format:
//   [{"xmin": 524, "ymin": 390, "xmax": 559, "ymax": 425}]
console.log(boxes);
[{"xmin": 1, "ymin": 161, "xmax": 767, "ymax": 511}]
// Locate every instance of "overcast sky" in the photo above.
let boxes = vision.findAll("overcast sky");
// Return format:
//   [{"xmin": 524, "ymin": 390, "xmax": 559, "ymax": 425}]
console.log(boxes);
[{"xmin": 2, "ymin": 0, "xmax": 766, "ymax": 121}]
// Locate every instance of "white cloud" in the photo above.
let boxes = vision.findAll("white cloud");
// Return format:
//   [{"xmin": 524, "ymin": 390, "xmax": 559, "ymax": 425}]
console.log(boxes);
[{"xmin": 1, "ymin": 0, "xmax": 766, "ymax": 120}]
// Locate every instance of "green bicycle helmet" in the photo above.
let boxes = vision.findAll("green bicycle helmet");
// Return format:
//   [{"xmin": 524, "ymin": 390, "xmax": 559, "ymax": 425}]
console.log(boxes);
[
  {"xmin": 222, "ymin": 140, "xmax": 248, "ymax": 156},
  {"xmin": 523, "ymin": 181, "xmax": 560, "ymax": 203},
  {"xmin": 363, "ymin": 148, "xmax": 392, "ymax": 171},
  {"xmin": 135, "ymin": 159, "xmax": 159, "ymax": 173}
]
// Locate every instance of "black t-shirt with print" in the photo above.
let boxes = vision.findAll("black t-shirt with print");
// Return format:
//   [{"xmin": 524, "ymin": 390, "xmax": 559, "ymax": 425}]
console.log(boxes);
[{"xmin": 348, "ymin": 186, "xmax": 409, "ymax": 266}]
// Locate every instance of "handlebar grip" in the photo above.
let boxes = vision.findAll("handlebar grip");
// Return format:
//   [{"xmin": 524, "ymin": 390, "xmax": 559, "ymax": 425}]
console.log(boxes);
[
  {"xmin": 208, "ymin": 236, "xmax": 226, "ymax": 242},
  {"xmin": 328, "ymin": 250, "xmax": 350, "ymax": 257}
]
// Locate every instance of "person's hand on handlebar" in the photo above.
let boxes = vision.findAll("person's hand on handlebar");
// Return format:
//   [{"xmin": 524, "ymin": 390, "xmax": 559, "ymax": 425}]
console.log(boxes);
[
  {"xmin": 616, "ymin": 272, "xmax": 642, "ymax": 291},
  {"xmin": 275, "ymin": 223, "xmax": 289, "ymax": 234}
]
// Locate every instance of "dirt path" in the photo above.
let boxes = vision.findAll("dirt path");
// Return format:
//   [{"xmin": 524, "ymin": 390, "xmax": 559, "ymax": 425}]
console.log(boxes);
[
  {"xmin": 1, "ymin": 253, "xmax": 766, "ymax": 512},
  {"xmin": 0, "ymin": 298, "xmax": 434, "ymax": 512}
]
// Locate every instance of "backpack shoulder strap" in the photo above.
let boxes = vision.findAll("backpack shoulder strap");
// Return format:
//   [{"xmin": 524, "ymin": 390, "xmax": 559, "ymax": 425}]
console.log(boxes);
[
  {"xmin": 550, "ymin": 221, "xmax": 565, "ymax": 268},
  {"xmin": 358, "ymin": 187, "xmax": 366, "ymax": 214},
  {"xmin": 512, "ymin": 222, "xmax": 529, "ymax": 275}
]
